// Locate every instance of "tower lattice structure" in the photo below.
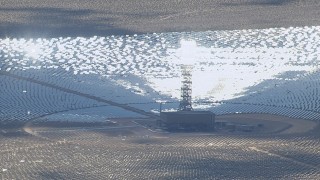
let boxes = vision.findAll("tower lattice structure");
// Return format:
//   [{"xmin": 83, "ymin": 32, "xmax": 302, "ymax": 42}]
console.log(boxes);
[{"xmin": 179, "ymin": 65, "xmax": 193, "ymax": 111}]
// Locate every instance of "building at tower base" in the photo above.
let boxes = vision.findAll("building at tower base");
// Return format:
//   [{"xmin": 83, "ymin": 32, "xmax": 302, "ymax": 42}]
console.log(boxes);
[{"xmin": 160, "ymin": 111, "xmax": 215, "ymax": 131}]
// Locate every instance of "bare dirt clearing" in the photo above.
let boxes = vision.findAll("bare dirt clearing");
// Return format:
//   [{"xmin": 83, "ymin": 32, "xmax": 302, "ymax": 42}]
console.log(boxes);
[
  {"xmin": 23, "ymin": 113, "xmax": 319, "ymax": 140},
  {"xmin": 216, "ymin": 113, "xmax": 318, "ymax": 135}
]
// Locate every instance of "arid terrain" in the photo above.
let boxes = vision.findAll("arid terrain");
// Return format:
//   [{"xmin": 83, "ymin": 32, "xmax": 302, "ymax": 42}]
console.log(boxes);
[
  {"xmin": 1, "ymin": 0, "xmax": 320, "ymax": 37},
  {"xmin": 0, "ymin": 113, "xmax": 319, "ymax": 179}
]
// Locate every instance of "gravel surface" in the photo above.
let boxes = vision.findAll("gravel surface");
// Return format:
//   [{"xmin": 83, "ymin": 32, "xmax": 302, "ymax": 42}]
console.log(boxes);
[
  {"xmin": 1, "ymin": 118, "xmax": 319, "ymax": 179},
  {"xmin": 1, "ymin": 0, "xmax": 320, "ymax": 37},
  {"xmin": 216, "ymin": 113, "xmax": 318, "ymax": 134}
]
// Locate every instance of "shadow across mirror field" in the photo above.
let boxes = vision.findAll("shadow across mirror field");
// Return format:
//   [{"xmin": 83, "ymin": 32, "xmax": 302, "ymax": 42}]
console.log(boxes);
[{"xmin": 225, "ymin": 69, "xmax": 320, "ymax": 113}]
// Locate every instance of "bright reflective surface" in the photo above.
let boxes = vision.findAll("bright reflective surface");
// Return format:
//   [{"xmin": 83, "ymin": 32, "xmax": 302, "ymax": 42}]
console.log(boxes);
[
  {"xmin": 1, "ymin": 26, "xmax": 320, "ymax": 120},
  {"xmin": 1, "ymin": 26, "xmax": 320, "ymax": 180},
  {"xmin": 1, "ymin": 27, "xmax": 319, "ymax": 99}
]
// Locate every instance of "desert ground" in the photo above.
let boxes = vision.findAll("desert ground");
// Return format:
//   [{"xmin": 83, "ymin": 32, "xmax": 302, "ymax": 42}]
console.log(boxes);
[
  {"xmin": 215, "ymin": 113, "xmax": 318, "ymax": 134},
  {"xmin": 0, "ymin": 113, "xmax": 318, "ymax": 179},
  {"xmin": 1, "ymin": 0, "xmax": 320, "ymax": 37}
]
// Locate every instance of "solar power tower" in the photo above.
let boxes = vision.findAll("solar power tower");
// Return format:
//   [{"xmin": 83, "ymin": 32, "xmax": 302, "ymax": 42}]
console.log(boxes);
[{"xmin": 179, "ymin": 64, "xmax": 193, "ymax": 111}]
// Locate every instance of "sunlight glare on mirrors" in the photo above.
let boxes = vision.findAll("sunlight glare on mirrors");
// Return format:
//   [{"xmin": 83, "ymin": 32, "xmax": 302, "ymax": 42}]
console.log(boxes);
[
  {"xmin": 23, "ymin": 39, "xmax": 44, "ymax": 59},
  {"xmin": 176, "ymin": 39, "xmax": 199, "ymax": 65}
]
